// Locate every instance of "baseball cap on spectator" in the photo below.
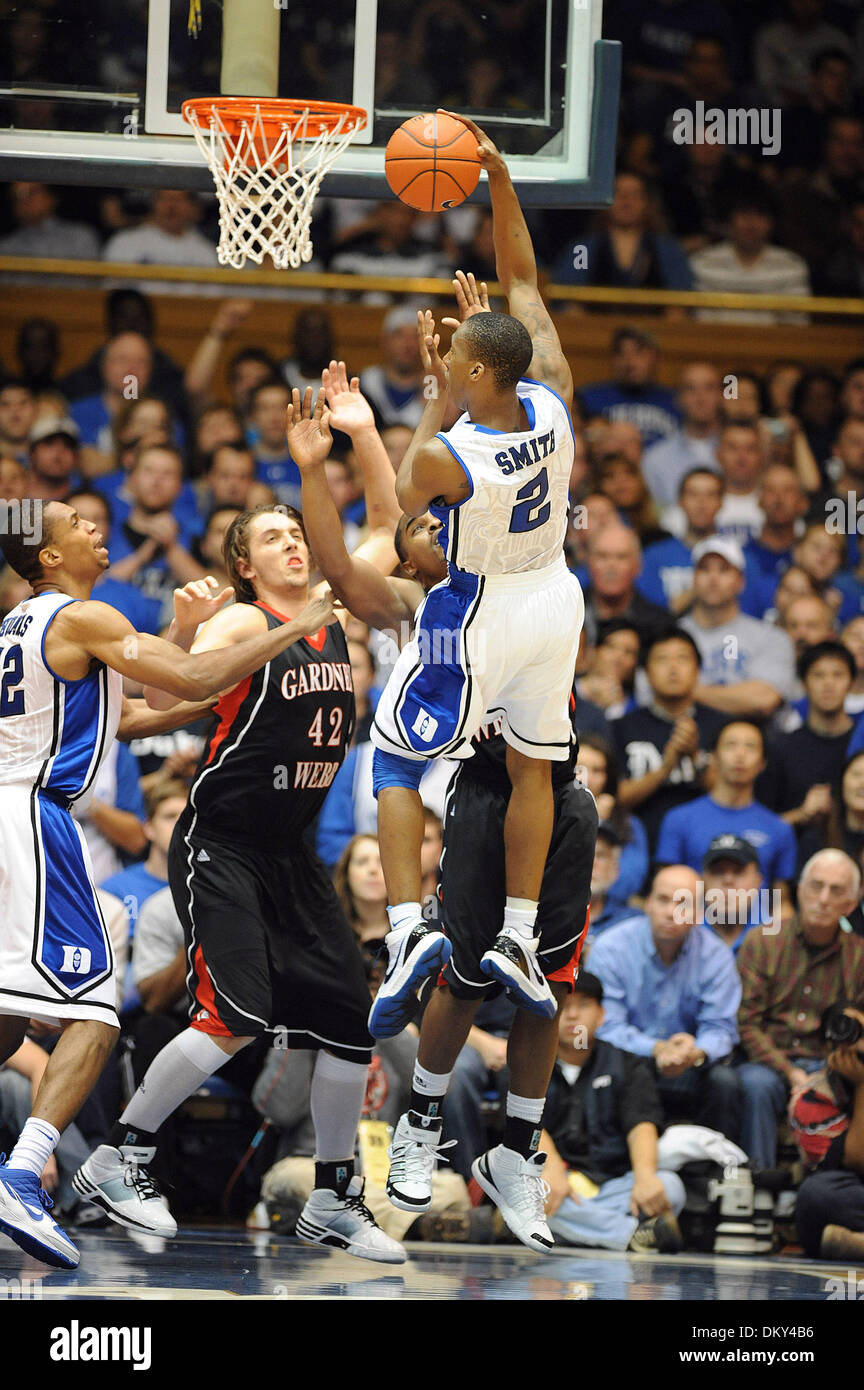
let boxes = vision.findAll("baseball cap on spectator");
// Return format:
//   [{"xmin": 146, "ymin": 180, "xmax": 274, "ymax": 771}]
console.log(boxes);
[
  {"xmin": 382, "ymin": 306, "xmax": 420, "ymax": 335},
  {"xmin": 572, "ymin": 970, "xmax": 604, "ymax": 1003},
  {"xmin": 691, "ymin": 536, "xmax": 746, "ymax": 572},
  {"xmin": 29, "ymin": 416, "xmax": 80, "ymax": 447},
  {"xmin": 703, "ymin": 834, "xmax": 759, "ymax": 870}
]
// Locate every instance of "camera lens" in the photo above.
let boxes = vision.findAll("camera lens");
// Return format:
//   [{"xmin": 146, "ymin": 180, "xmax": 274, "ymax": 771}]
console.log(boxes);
[{"xmin": 827, "ymin": 1013, "xmax": 863, "ymax": 1047}]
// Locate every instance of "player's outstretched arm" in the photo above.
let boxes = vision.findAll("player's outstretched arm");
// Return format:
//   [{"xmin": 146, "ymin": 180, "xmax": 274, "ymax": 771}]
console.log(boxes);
[
  {"xmin": 440, "ymin": 110, "xmax": 572, "ymax": 400},
  {"xmin": 116, "ymin": 694, "xmax": 217, "ymax": 741},
  {"xmin": 139, "ymin": 575, "xmax": 237, "ymax": 710},
  {"xmin": 322, "ymin": 361, "xmax": 402, "ymax": 533},
  {"xmin": 50, "ymin": 592, "xmax": 337, "ymax": 702},
  {"xmin": 292, "ymin": 386, "xmax": 420, "ymax": 629},
  {"xmin": 395, "ymin": 310, "xmax": 470, "ymax": 516}
]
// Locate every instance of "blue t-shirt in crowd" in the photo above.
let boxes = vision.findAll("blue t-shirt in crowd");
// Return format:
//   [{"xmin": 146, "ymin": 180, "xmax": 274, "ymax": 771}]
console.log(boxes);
[
  {"xmin": 255, "ymin": 453, "xmax": 302, "ymax": 508},
  {"xmin": 639, "ymin": 535, "xmax": 769, "ymax": 615},
  {"xmin": 95, "ymin": 470, "xmax": 203, "ymax": 541},
  {"xmin": 100, "ymin": 861, "xmax": 169, "ymax": 1012},
  {"xmin": 92, "ymin": 575, "xmax": 162, "ymax": 635},
  {"xmin": 655, "ymin": 794, "xmax": 797, "ymax": 886},
  {"xmin": 743, "ymin": 536, "xmax": 793, "ymax": 586},
  {"xmin": 637, "ymin": 535, "xmax": 694, "ymax": 610},
  {"xmin": 609, "ymin": 813, "xmax": 649, "ymax": 902},
  {"xmin": 577, "ymin": 382, "xmax": 681, "ymax": 449}
]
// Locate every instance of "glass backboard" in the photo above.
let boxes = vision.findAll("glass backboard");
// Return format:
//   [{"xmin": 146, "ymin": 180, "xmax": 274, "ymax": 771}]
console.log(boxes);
[{"xmin": 0, "ymin": 0, "xmax": 619, "ymax": 206}]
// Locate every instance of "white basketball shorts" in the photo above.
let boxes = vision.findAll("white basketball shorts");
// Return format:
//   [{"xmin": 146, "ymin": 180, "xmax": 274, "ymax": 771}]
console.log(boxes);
[
  {"xmin": 0, "ymin": 784, "xmax": 119, "ymax": 1028},
  {"xmin": 371, "ymin": 557, "xmax": 584, "ymax": 763}
]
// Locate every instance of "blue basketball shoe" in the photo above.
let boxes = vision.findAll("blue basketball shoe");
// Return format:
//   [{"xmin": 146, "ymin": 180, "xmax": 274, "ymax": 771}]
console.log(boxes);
[{"xmin": 0, "ymin": 1157, "xmax": 79, "ymax": 1269}]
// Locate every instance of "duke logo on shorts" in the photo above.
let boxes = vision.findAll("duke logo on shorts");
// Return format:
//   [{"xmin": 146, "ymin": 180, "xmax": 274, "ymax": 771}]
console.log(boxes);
[
  {"xmin": 372, "ymin": 379, "xmax": 585, "ymax": 763},
  {"xmin": 0, "ymin": 592, "xmax": 121, "ymax": 1027}
]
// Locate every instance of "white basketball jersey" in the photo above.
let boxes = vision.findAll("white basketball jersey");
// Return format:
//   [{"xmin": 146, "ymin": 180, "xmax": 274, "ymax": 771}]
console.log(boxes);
[
  {"xmin": 0, "ymin": 592, "xmax": 122, "ymax": 809},
  {"xmin": 434, "ymin": 378, "xmax": 574, "ymax": 575}
]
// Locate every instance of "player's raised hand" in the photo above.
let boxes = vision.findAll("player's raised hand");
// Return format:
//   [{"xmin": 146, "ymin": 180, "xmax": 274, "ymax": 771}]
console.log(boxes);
[
  {"xmin": 297, "ymin": 585, "xmax": 340, "ymax": 635},
  {"xmin": 417, "ymin": 309, "xmax": 448, "ymax": 399},
  {"xmin": 442, "ymin": 270, "xmax": 491, "ymax": 330},
  {"xmin": 322, "ymin": 359, "xmax": 376, "ymax": 437},
  {"xmin": 173, "ymin": 576, "xmax": 234, "ymax": 631},
  {"xmin": 437, "ymin": 110, "xmax": 506, "ymax": 173},
  {"xmin": 285, "ymin": 386, "xmax": 333, "ymax": 470}
]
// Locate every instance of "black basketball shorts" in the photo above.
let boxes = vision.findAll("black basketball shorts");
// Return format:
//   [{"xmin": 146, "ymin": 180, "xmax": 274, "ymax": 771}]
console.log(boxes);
[
  {"xmin": 438, "ymin": 772, "xmax": 598, "ymax": 1000},
  {"xmin": 168, "ymin": 807, "xmax": 373, "ymax": 1063}
]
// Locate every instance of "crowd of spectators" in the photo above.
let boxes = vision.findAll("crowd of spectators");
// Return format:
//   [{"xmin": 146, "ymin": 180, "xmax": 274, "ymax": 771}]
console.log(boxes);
[{"xmin": 2, "ymin": 283, "xmax": 864, "ymax": 1257}]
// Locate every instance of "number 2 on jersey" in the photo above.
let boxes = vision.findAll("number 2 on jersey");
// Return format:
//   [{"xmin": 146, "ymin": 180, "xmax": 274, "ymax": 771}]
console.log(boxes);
[
  {"xmin": 307, "ymin": 706, "xmax": 343, "ymax": 747},
  {"xmin": 509, "ymin": 467, "xmax": 550, "ymax": 533},
  {"xmin": 0, "ymin": 644, "xmax": 25, "ymax": 717}
]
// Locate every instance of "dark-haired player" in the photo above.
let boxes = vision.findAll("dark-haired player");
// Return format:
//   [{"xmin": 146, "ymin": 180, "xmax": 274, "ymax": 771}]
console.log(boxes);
[
  {"xmin": 0, "ymin": 498, "xmax": 314, "ymax": 1268},
  {"xmin": 72, "ymin": 486, "xmax": 406, "ymax": 1263},
  {"xmin": 294, "ymin": 364, "xmax": 596, "ymax": 1253},
  {"xmin": 369, "ymin": 117, "xmax": 585, "ymax": 1122}
]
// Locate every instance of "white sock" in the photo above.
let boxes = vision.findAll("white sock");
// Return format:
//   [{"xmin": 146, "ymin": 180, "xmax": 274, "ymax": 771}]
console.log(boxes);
[
  {"xmin": 310, "ymin": 1051, "xmax": 368, "ymax": 1162},
  {"xmin": 120, "ymin": 1029, "xmax": 235, "ymax": 1135},
  {"xmin": 9, "ymin": 1118, "xmax": 60, "ymax": 1179},
  {"xmin": 503, "ymin": 898, "xmax": 538, "ymax": 940},
  {"xmin": 505, "ymin": 1092, "xmax": 546, "ymax": 1124},
  {"xmin": 387, "ymin": 901, "xmax": 424, "ymax": 933},
  {"xmin": 412, "ymin": 1061, "xmax": 452, "ymax": 1099},
  {"xmin": 410, "ymin": 1061, "xmax": 452, "ymax": 1123}
]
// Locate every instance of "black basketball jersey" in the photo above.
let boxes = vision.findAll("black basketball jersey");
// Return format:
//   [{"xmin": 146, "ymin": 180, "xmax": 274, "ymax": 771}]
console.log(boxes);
[
  {"xmin": 188, "ymin": 602, "xmax": 355, "ymax": 849},
  {"xmin": 460, "ymin": 687, "xmax": 580, "ymax": 795}
]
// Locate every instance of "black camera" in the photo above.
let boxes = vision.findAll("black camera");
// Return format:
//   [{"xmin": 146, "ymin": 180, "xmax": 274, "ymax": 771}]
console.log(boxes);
[{"xmin": 822, "ymin": 1005, "xmax": 863, "ymax": 1048}]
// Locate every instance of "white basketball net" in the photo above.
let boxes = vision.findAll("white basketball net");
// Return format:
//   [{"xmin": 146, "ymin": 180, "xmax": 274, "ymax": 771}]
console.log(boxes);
[{"xmin": 184, "ymin": 102, "xmax": 364, "ymax": 271}]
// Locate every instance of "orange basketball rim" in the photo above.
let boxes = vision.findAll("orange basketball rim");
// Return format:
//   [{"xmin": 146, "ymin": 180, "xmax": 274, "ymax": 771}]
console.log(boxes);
[{"xmin": 182, "ymin": 97, "xmax": 367, "ymax": 270}]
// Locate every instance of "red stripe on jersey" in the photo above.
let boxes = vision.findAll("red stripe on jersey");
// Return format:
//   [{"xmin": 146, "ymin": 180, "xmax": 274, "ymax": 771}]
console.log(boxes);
[
  {"xmin": 190, "ymin": 945, "xmax": 233, "ymax": 1037},
  {"xmin": 205, "ymin": 675, "xmax": 252, "ymax": 766},
  {"xmin": 569, "ymin": 690, "xmax": 576, "ymax": 713},
  {"xmin": 254, "ymin": 600, "xmax": 328, "ymax": 651}
]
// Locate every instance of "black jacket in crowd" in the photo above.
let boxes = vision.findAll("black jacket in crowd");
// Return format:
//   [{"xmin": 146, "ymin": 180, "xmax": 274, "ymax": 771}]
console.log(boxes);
[{"xmin": 543, "ymin": 1038, "xmax": 664, "ymax": 1187}]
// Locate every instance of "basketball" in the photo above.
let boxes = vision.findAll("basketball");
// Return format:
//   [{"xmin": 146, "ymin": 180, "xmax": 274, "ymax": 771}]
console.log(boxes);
[{"xmin": 384, "ymin": 112, "xmax": 482, "ymax": 212}]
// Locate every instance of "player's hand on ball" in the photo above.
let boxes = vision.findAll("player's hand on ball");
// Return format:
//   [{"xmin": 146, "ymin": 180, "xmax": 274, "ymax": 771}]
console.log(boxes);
[
  {"xmin": 437, "ymin": 110, "xmax": 506, "ymax": 173},
  {"xmin": 442, "ymin": 270, "xmax": 491, "ymax": 331},
  {"xmin": 417, "ymin": 309, "xmax": 448, "ymax": 397},
  {"xmin": 322, "ymin": 359, "xmax": 375, "ymax": 436},
  {"xmin": 285, "ymin": 386, "xmax": 332, "ymax": 469},
  {"xmin": 174, "ymin": 576, "xmax": 234, "ymax": 630},
  {"xmin": 297, "ymin": 586, "xmax": 340, "ymax": 635}
]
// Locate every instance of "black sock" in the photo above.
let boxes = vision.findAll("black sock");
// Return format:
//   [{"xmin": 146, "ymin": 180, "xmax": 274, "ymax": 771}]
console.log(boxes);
[
  {"xmin": 503, "ymin": 1114, "xmax": 542, "ymax": 1160},
  {"xmin": 315, "ymin": 1159, "xmax": 354, "ymax": 1195},
  {"xmin": 111, "ymin": 1122, "xmax": 158, "ymax": 1157}
]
